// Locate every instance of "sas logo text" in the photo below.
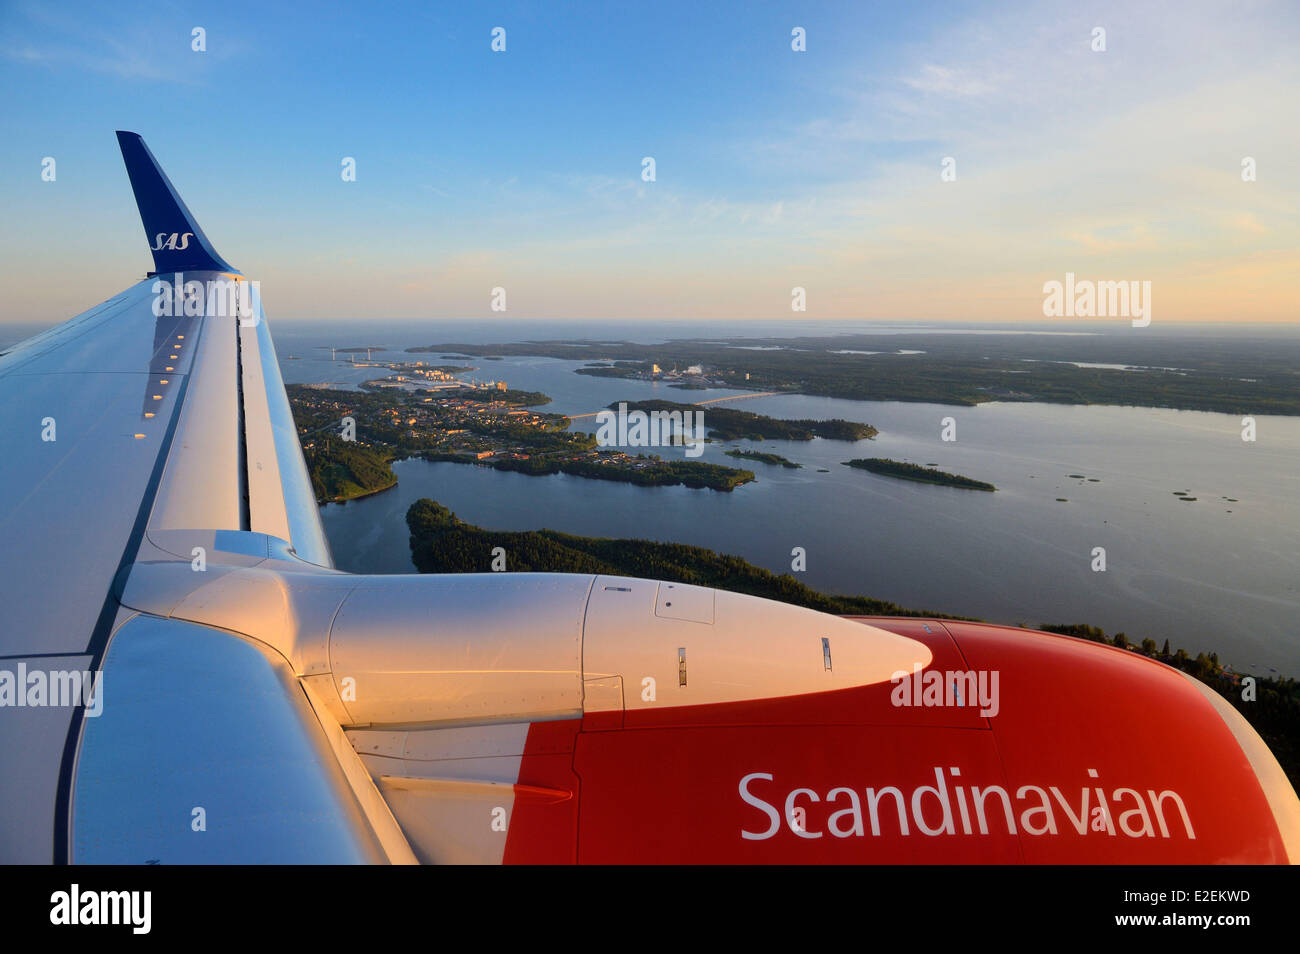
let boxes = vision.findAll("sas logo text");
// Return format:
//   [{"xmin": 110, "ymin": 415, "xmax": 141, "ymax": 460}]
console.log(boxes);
[{"xmin": 152, "ymin": 231, "xmax": 194, "ymax": 251}]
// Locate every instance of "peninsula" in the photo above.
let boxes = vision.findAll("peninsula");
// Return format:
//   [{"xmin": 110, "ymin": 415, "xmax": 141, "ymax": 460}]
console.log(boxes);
[{"xmin": 287, "ymin": 384, "xmax": 756, "ymax": 500}]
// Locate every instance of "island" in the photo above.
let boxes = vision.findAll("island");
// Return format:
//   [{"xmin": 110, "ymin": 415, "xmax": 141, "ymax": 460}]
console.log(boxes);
[
  {"xmin": 574, "ymin": 361, "xmax": 642, "ymax": 379},
  {"xmin": 617, "ymin": 400, "xmax": 876, "ymax": 441},
  {"xmin": 454, "ymin": 388, "xmax": 551, "ymax": 406},
  {"xmin": 490, "ymin": 454, "xmax": 755, "ymax": 491},
  {"xmin": 843, "ymin": 458, "xmax": 997, "ymax": 491},
  {"xmin": 725, "ymin": 449, "xmax": 802, "ymax": 468}
]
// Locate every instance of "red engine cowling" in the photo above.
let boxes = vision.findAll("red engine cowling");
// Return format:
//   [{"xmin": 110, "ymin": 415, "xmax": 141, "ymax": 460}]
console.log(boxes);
[{"xmin": 505, "ymin": 617, "xmax": 1299, "ymax": 864}]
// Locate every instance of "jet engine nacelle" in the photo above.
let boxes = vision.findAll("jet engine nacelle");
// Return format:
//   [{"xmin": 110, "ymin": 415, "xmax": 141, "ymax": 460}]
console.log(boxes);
[{"xmin": 119, "ymin": 559, "xmax": 931, "ymax": 728}]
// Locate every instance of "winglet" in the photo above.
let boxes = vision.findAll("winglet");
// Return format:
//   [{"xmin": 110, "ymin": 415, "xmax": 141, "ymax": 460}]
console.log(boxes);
[{"xmin": 116, "ymin": 131, "xmax": 237, "ymax": 275}]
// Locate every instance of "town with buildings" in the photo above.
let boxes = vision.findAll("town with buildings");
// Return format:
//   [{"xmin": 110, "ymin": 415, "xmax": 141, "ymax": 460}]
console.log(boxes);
[{"xmin": 286, "ymin": 376, "xmax": 754, "ymax": 502}]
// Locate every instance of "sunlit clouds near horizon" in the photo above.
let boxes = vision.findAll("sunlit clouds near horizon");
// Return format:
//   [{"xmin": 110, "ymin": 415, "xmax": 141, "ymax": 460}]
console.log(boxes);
[{"xmin": 1, "ymin": 0, "xmax": 1296, "ymax": 324}]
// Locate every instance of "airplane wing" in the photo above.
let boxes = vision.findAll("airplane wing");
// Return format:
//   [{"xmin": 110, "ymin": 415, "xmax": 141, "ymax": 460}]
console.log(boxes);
[
  {"xmin": 1, "ymin": 133, "xmax": 1296, "ymax": 865},
  {"xmin": 0, "ymin": 131, "xmax": 345, "ymax": 862}
]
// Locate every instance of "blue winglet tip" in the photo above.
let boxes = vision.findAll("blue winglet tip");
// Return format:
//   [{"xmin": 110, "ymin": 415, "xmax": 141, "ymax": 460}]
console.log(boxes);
[{"xmin": 116, "ymin": 131, "xmax": 237, "ymax": 276}]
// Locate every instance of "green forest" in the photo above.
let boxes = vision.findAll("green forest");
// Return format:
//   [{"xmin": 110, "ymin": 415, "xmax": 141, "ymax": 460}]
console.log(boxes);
[
  {"xmin": 302, "ymin": 441, "xmax": 397, "ymax": 502},
  {"xmin": 492, "ymin": 454, "xmax": 755, "ymax": 490},
  {"xmin": 725, "ymin": 449, "xmax": 802, "ymax": 468},
  {"xmin": 453, "ymin": 388, "xmax": 552, "ymax": 406},
  {"xmin": 619, "ymin": 399, "xmax": 877, "ymax": 441},
  {"xmin": 407, "ymin": 497, "xmax": 947, "ymax": 616}
]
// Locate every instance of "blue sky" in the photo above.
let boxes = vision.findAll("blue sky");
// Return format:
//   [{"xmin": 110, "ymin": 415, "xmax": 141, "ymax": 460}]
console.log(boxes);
[{"xmin": 1, "ymin": 0, "xmax": 1297, "ymax": 323}]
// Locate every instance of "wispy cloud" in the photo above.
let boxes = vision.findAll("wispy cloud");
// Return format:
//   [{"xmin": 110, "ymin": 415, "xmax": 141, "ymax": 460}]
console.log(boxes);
[
  {"xmin": 696, "ymin": 0, "xmax": 1300, "ymax": 320},
  {"xmin": 1, "ymin": 3, "xmax": 252, "ymax": 82},
  {"xmin": 902, "ymin": 63, "xmax": 1001, "ymax": 97}
]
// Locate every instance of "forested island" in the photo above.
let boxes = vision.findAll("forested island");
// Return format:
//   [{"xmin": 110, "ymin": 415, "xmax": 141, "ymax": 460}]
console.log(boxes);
[
  {"xmin": 618, "ymin": 400, "xmax": 877, "ymax": 441},
  {"xmin": 575, "ymin": 361, "xmax": 641, "ymax": 379},
  {"xmin": 726, "ymin": 449, "xmax": 802, "ymax": 468},
  {"xmin": 456, "ymin": 388, "xmax": 551, "ymax": 406},
  {"xmin": 844, "ymin": 458, "xmax": 997, "ymax": 491},
  {"xmin": 406, "ymin": 499, "xmax": 1300, "ymax": 787},
  {"xmin": 488, "ymin": 453, "xmax": 755, "ymax": 490}
]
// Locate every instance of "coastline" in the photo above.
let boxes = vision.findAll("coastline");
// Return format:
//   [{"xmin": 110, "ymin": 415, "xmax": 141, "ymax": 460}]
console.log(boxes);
[{"xmin": 319, "ymin": 477, "xmax": 399, "ymax": 505}]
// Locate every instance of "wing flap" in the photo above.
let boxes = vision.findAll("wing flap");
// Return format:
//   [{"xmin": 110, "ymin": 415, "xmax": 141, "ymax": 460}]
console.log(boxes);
[
  {"xmin": 147, "ymin": 301, "xmax": 243, "ymax": 532},
  {"xmin": 239, "ymin": 315, "xmax": 294, "ymax": 545}
]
